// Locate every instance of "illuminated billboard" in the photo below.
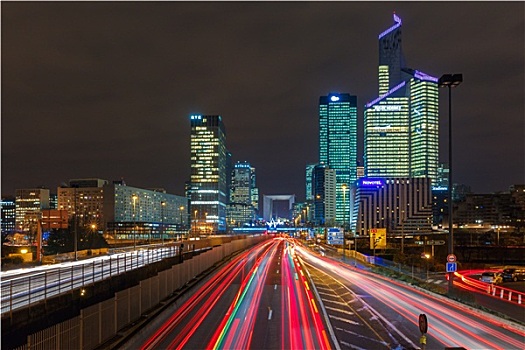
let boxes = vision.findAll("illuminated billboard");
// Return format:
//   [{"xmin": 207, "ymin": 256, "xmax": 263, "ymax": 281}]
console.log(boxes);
[{"xmin": 369, "ymin": 228, "xmax": 387, "ymax": 249}]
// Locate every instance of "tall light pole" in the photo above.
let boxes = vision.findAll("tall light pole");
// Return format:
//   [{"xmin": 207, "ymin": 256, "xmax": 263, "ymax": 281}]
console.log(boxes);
[
  {"xmin": 439, "ymin": 73, "xmax": 463, "ymax": 294},
  {"xmin": 73, "ymin": 186, "xmax": 78, "ymax": 261},
  {"xmin": 160, "ymin": 201, "xmax": 166, "ymax": 246},
  {"xmin": 342, "ymin": 183, "xmax": 348, "ymax": 260},
  {"xmin": 193, "ymin": 210, "xmax": 198, "ymax": 239},
  {"xmin": 205, "ymin": 212, "xmax": 208, "ymax": 235},
  {"xmin": 90, "ymin": 223, "xmax": 96, "ymax": 249},
  {"xmin": 179, "ymin": 205, "xmax": 184, "ymax": 241},
  {"xmin": 132, "ymin": 194, "xmax": 138, "ymax": 250}
]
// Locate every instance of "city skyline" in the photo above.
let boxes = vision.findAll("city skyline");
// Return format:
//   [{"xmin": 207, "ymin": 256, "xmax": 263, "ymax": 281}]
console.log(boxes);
[{"xmin": 2, "ymin": 2, "xmax": 524, "ymax": 200}]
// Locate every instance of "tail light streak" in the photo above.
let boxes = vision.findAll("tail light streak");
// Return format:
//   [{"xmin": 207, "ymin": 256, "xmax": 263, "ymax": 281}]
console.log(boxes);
[{"xmin": 295, "ymin": 244, "xmax": 525, "ymax": 350}]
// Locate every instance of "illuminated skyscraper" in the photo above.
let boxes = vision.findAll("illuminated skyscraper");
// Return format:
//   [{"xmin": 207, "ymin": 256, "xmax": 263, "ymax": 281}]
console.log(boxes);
[
  {"xmin": 364, "ymin": 13, "xmax": 439, "ymax": 183},
  {"xmin": 305, "ymin": 163, "xmax": 316, "ymax": 201},
  {"xmin": 319, "ymin": 93, "xmax": 358, "ymax": 225},
  {"xmin": 227, "ymin": 161, "xmax": 257, "ymax": 227},
  {"xmin": 190, "ymin": 115, "xmax": 227, "ymax": 233},
  {"xmin": 312, "ymin": 164, "xmax": 336, "ymax": 226}
]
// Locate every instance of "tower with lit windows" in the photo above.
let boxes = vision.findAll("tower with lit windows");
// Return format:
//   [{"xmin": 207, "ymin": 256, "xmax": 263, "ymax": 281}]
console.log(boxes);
[
  {"xmin": 364, "ymin": 13, "xmax": 439, "ymax": 183},
  {"xmin": 227, "ymin": 161, "xmax": 257, "ymax": 227},
  {"xmin": 312, "ymin": 164, "xmax": 337, "ymax": 226},
  {"xmin": 190, "ymin": 115, "xmax": 227, "ymax": 233},
  {"xmin": 319, "ymin": 93, "xmax": 358, "ymax": 225}
]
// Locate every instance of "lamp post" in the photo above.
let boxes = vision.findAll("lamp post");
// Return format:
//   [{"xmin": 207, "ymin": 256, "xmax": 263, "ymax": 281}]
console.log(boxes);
[
  {"xmin": 73, "ymin": 186, "xmax": 78, "ymax": 261},
  {"xmin": 160, "ymin": 201, "xmax": 166, "ymax": 246},
  {"xmin": 132, "ymin": 194, "xmax": 138, "ymax": 250},
  {"xmin": 90, "ymin": 223, "xmax": 96, "ymax": 249},
  {"xmin": 439, "ymin": 73, "xmax": 463, "ymax": 294},
  {"xmin": 179, "ymin": 206, "xmax": 184, "ymax": 241},
  {"xmin": 342, "ymin": 183, "xmax": 348, "ymax": 260},
  {"xmin": 193, "ymin": 210, "xmax": 198, "ymax": 239}
]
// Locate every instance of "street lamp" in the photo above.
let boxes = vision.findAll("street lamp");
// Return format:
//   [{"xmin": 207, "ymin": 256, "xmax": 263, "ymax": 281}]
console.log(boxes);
[
  {"xmin": 439, "ymin": 73, "xmax": 463, "ymax": 294},
  {"xmin": 72, "ymin": 185, "xmax": 79, "ymax": 261},
  {"xmin": 160, "ymin": 201, "xmax": 166, "ymax": 246},
  {"xmin": 193, "ymin": 210, "xmax": 198, "ymax": 239},
  {"xmin": 132, "ymin": 194, "xmax": 138, "ymax": 250},
  {"xmin": 179, "ymin": 205, "xmax": 184, "ymax": 241},
  {"xmin": 342, "ymin": 183, "xmax": 348, "ymax": 260}
]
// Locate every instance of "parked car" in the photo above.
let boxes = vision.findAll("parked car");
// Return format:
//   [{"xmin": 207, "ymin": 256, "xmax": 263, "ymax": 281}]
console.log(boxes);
[
  {"xmin": 480, "ymin": 271, "xmax": 503, "ymax": 284},
  {"xmin": 502, "ymin": 268, "xmax": 525, "ymax": 282}
]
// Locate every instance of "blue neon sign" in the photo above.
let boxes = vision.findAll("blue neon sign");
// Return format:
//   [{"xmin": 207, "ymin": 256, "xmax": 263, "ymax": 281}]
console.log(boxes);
[
  {"xmin": 378, "ymin": 13, "xmax": 402, "ymax": 39},
  {"xmin": 360, "ymin": 178, "xmax": 384, "ymax": 187}
]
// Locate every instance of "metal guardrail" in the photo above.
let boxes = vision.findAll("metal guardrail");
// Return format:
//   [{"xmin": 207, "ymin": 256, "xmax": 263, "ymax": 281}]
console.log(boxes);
[
  {"xmin": 1, "ymin": 245, "xmax": 183, "ymax": 316},
  {"xmin": 454, "ymin": 271, "xmax": 525, "ymax": 305}
]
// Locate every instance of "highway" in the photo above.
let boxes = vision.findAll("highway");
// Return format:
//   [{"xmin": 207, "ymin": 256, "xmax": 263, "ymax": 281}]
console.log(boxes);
[
  {"xmin": 295, "ymin": 242, "xmax": 525, "ymax": 349},
  {"xmin": 124, "ymin": 237, "xmax": 331, "ymax": 349},
  {"xmin": 3, "ymin": 237, "xmax": 524, "ymax": 349},
  {"xmin": 123, "ymin": 237, "xmax": 524, "ymax": 349}
]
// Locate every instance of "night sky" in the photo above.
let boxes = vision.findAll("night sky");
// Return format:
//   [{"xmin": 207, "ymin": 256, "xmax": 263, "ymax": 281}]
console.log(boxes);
[{"xmin": 2, "ymin": 2, "xmax": 524, "ymax": 201}]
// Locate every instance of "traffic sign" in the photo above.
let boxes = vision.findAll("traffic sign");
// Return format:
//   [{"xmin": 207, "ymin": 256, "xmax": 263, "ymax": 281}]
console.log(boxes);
[
  {"xmin": 446, "ymin": 262, "xmax": 457, "ymax": 273},
  {"xmin": 418, "ymin": 314, "xmax": 428, "ymax": 334},
  {"xmin": 447, "ymin": 254, "xmax": 456, "ymax": 262},
  {"xmin": 427, "ymin": 240, "xmax": 446, "ymax": 246}
]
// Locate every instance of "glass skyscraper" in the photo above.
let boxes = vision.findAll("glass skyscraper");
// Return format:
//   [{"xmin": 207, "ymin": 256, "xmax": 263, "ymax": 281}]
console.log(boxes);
[
  {"xmin": 227, "ymin": 161, "xmax": 258, "ymax": 228},
  {"xmin": 319, "ymin": 93, "xmax": 358, "ymax": 225},
  {"xmin": 190, "ymin": 115, "xmax": 227, "ymax": 233},
  {"xmin": 364, "ymin": 13, "xmax": 439, "ymax": 183}
]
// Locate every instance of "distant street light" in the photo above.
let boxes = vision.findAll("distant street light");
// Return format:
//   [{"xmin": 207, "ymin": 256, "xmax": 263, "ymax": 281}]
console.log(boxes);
[
  {"xmin": 72, "ymin": 185, "xmax": 79, "ymax": 261},
  {"xmin": 132, "ymin": 194, "xmax": 138, "ymax": 250},
  {"xmin": 193, "ymin": 210, "xmax": 198, "ymax": 238},
  {"xmin": 179, "ymin": 205, "xmax": 184, "ymax": 240},
  {"xmin": 161, "ymin": 201, "xmax": 166, "ymax": 246},
  {"xmin": 439, "ymin": 73, "xmax": 463, "ymax": 295},
  {"xmin": 342, "ymin": 183, "xmax": 348, "ymax": 261}
]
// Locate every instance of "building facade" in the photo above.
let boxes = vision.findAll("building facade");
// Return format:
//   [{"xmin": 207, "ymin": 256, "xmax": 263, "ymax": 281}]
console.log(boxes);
[
  {"xmin": 351, "ymin": 177, "xmax": 433, "ymax": 237},
  {"xmin": 305, "ymin": 163, "xmax": 316, "ymax": 201},
  {"xmin": 57, "ymin": 179, "xmax": 107, "ymax": 232},
  {"xmin": 319, "ymin": 93, "xmax": 358, "ymax": 225},
  {"xmin": 250, "ymin": 165, "xmax": 259, "ymax": 215},
  {"xmin": 364, "ymin": 13, "xmax": 439, "ymax": 183},
  {"xmin": 227, "ymin": 161, "xmax": 257, "ymax": 227},
  {"xmin": 1, "ymin": 198, "xmax": 16, "ymax": 234},
  {"xmin": 190, "ymin": 115, "xmax": 228, "ymax": 233},
  {"xmin": 103, "ymin": 182, "xmax": 188, "ymax": 240},
  {"xmin": 15, "ymin": 188, "xmax": 50, "ymax": 234},
  {"xmin": 312, "ymin": 164, "xmax": 336, "ymax": 226}
]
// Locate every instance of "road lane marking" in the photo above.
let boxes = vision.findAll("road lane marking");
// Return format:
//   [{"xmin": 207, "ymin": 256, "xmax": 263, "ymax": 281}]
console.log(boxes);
[{"xmin": 329, "ymin": 315, "xmax": 360, "ymax": 325}]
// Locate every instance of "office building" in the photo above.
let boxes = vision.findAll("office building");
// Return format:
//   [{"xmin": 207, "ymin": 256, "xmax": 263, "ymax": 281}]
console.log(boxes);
[
  {"xmin": 364, "ymin": 13, "xmax": 439, "ymax": 183},
  {"xmin": 228, "ymin": 161, "xmax": 257, "ymax": 227},
  {"xmin": 351, "ymin": 177, "xmax": 433, "ymax": 237},
  {"xmin": 305, "ymin": 163, "xmax": 316, "ymax": 201},
  {"xmin": 41, "ymin": 209, "xmax": 69, "ymax": 231},
  {"xmin": 250, "ymin": 165, "xmax": 259, "ymax": 215},
  {"xmin": 103, "ymin": 182, "xmax": 187, "ymax": 240},
  {"xmin": 15, "ymin": 188, "xmax": 50, "ymax": 234},
  {"xmin": 319, "ymin": 93, "xmax": 358, "ymax": 225},
  {"xmin": 57, "ymin": 179, "xmax": 107, "ymax": 231},
  {"xmin": 312, "ymin": 164, "xmax": 337, "ymax": 226},
  {"xmin": 1, "ymin": 198, "xmax": 16, "ymax": 234},
  {"xmin": 190, "ymin": 115, "xmax": 228, "ymax": 233}
]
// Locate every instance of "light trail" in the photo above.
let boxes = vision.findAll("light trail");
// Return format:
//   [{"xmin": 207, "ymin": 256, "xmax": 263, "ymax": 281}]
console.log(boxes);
[
  {"xmin": 295, "ymin": 243, "xmax": 525, "ymax": 350},
  {"xmin": 140, "ymin": 240, "xmax": 274, "ymax": 350},
  {"xmin": 209, "ymin": 239, "xmax": 280, "ymax": 349}
]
